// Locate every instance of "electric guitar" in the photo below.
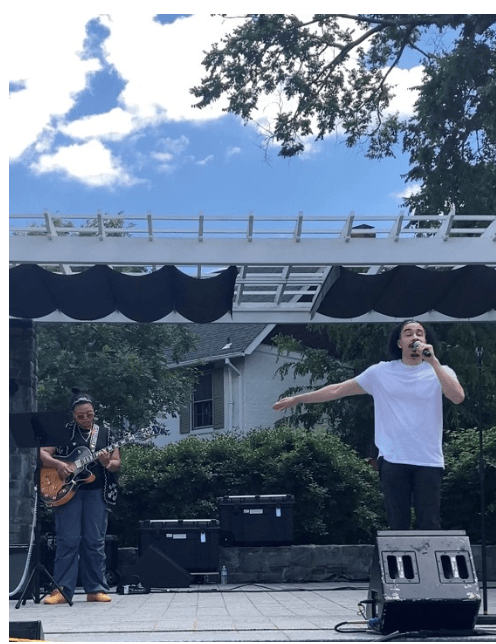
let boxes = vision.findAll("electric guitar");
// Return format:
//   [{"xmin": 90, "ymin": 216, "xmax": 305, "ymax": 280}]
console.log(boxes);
[{"xmin": 40, "ymin": 427, "xmax": 157, "ymax": 507}]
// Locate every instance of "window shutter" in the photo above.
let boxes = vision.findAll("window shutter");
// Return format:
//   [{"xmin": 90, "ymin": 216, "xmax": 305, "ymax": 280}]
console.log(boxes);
[
  {"xmin": 179, "ymin": 390, "xmax": 192, "ymax": 434},
  {"xmin": 212, "ymin": 367, "xmax": 224, "ymax": 429}
]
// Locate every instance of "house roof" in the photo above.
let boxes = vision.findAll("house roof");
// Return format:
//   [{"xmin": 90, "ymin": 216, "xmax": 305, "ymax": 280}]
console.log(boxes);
[{"xmin": 168, "ymin": 323, "xmax": 274, "ymax": 367}]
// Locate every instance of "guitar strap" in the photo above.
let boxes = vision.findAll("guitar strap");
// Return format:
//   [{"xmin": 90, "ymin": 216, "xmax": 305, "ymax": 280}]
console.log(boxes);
[{"xmin": 89, "ymin": 424, "xmax": 100, "ymax": 452}]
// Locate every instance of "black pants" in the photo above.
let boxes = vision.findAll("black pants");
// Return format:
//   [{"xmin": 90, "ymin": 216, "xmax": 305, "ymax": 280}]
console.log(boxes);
[{"xmin": 378, "ymin": 458, "xmax": 443, "ymax": 530}]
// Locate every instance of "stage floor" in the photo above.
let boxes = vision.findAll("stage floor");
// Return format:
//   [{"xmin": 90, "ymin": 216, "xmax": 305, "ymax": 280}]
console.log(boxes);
[{"xmin": 9, "ymin": 581, "xmax": 496, "ymax": 642}]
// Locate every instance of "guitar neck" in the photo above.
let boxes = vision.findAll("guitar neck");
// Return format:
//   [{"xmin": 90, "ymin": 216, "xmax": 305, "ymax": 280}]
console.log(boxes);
[{"xmin": 73, "ymin": 433, "xmax": 146, "ymax": 468}]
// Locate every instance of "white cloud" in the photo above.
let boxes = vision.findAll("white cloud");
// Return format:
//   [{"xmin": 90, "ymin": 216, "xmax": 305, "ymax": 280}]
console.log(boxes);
[
  {"xmin": 97, "ymin": 14, "xmax": 232, "ymax": 124},
  {"xmin": 226, "ymin": 146, "xmax": 241, "ymax": 159},
  {"xmin": 60, "ymin": 108, "xmax": 136, "ymax": 141},
  {"xmin": 8, "ymin": 12, "xmax": 238, "ymax": 179},
  {"xmin": 196, "ymin": 154, "xmax": 214, "ymax": 166},
  {"xmin": 31, "ymin": 140, "xmax": 140, "ymax": 188},
  {"xmin": 156, "ymin": 135, "xmax": 190, "ymax": 155},
  {"xmin": 151, "ymin": 152, "xmax": 174, "ymax": 163},
  {"xmin": 8, "ymin": 8, "xmax": 102, "ymax": 161},
  {"xmin": 151, "ymin": 150, "xmax": 175, "ymax": 173},
  {"xmin": 150, "ymin": 137, "xmax": 214, "ymax": 172},
  {"xmin": 391, "ymin": 184, "xmax": 422, "ymax": 200},
  {"xmin": 149, "ymin": 135, "xmax": 191, "ymax": 173},
  {"xmin": 386, "ymin": 66, "xmax": 423, "ymax": 117}
]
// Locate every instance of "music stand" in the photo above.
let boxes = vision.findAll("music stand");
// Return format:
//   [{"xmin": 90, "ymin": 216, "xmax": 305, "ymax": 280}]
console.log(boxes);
[{"xmin": 10, "ymin": 411, "xmax": 73, "ymax": 607}]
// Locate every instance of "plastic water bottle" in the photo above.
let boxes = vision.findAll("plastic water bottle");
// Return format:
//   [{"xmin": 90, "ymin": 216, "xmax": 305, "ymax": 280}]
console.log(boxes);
[
  {"xmin": 368, "ymin": 618, "xmax": 381, "ymax": 632},
  {"xmin": 220, "ymin": 565, "xmax": 228, "ymax": 585}
]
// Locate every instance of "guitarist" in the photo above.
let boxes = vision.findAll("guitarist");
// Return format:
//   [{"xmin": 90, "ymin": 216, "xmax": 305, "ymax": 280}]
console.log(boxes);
[{"xmin": 40, "ymin": 389, "xmax": 121, "ymax": 605}]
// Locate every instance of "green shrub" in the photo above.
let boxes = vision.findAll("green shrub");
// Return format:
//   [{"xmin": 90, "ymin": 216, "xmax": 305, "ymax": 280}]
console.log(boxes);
[
  {"xmin": 442, "ymin": 426, "xmax": 496, "ymax": 543},
  {"xmin": 111, "ymin": 425, "xmax": 386, "ymax": 546}
]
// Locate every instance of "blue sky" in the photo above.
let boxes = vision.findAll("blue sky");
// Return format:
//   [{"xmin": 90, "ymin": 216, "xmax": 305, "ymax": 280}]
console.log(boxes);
[{"xmin": 9, "ymin": 12, "xmax": 430, "ymax": 219}]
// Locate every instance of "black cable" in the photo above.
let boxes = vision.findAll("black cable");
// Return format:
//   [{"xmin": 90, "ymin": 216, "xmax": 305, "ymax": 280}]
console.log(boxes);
[
  {"xmin": 373, "ymin": 628, "xmax": 496, "ymax": 641},
  {"xmin": 156, "ymin": 583, "xmax": 369, "ymax": 593},
  {"xmin": 334, "ymin": 620, "xmax": 372, "ymax": 634}
]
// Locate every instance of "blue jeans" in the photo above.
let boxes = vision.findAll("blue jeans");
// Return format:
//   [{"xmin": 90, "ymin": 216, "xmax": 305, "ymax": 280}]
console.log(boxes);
[{"xmin": 53, "ymin": 488, "xmax": 109, "ymax": 600}]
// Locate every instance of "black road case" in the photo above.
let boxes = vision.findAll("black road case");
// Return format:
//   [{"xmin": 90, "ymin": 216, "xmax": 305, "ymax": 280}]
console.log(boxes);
[
  {"xmin": 139, "ymin": 519, "xmax": 220, "ymax": 572},
  {"xmin": 217, "ymin": 494, "xmax": 294, "ymax": 546}
]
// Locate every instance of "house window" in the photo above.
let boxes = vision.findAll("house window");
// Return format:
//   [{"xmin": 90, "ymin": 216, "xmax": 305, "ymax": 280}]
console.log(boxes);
[
  {"xmin": 193, "ymin": 371, "xmax": 213, "ymax": 429},
  {"xmin": 179, "ymin": 366, "xmax": 224, "ymax": 434}
]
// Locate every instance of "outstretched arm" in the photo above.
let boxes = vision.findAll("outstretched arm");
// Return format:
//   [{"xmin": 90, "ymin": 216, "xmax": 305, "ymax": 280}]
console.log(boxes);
[{"xmin": 272, "ymin": 378, "xmax": 366, "ymax": 411}]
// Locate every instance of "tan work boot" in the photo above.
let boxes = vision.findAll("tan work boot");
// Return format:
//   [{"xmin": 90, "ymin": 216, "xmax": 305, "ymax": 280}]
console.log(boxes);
[
  {"xmin": 43, "ymin": 588, "xmax": 68, "ymax": 605},
  {"xmin": 87, "ymin": 592, "xmax": 112, "ymax": 602}
]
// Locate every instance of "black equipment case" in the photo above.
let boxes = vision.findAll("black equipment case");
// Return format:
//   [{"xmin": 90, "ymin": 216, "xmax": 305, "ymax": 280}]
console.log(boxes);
[
  {"xmin": 139, "ymin": 519, "xmax": 220, "ymax": 572},
  {"xmin": 217, "ymin": 494, "xmax": 294, "ymax": 546}
]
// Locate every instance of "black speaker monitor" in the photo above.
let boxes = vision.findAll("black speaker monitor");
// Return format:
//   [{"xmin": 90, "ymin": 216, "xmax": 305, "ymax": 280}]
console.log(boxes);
[
  {"xmin": 367, "ymin": 530, "xmax": 481, "ymax": 634},
  {"xmin": 135, "ymin": 544, "xmax": 192, "ymax": 589},
  {"xmin": 9, "ymin": 621, "xmax": 44, "ymax": 640}
]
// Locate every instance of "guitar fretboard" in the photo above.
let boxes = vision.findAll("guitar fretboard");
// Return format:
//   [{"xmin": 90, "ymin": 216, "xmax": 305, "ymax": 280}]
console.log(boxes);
[{"xmin": 73, "ymin": 431, "xmax": 153, "ymax": 468}]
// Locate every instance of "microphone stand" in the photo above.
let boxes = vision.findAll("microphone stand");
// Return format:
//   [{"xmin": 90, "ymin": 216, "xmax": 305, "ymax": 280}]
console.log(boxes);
[{"xmin": 476, "ymin": 347, "xmax": 488, "ymax": 616}]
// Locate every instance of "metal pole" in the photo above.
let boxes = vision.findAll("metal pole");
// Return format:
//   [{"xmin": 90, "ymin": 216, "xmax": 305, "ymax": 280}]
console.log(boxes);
[{"xmin": 476, "ymin": 347, "xmax": 487, "ymax": 615}]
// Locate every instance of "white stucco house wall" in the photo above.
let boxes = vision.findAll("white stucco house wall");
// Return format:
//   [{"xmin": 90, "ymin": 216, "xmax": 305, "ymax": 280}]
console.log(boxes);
[{"xmin": 154, "ymin": 323, "xmax": 318, "ymax": 446}]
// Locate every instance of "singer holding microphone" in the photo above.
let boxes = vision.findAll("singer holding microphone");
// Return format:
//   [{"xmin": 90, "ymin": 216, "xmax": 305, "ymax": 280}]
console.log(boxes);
[{"xmin": 272, "ymin": 320, "xmax": 465, "ymax": 530}]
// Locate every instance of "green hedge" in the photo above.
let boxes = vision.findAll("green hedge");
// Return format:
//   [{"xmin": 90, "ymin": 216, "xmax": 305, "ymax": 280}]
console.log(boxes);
[
  {"xmin": 42, "ymin": 425, "xmax": 495, "ymax": 548},
  {"xmin": 110, "ymin": 425, "xmax": 386, "ymax": 546},
  {"xmin": 442, "ymin": 426, "xmax": 496, "ymax": 543},
  {"xmin": 111, "ymin": 425, "xmax": 496, "ymax": 547}
]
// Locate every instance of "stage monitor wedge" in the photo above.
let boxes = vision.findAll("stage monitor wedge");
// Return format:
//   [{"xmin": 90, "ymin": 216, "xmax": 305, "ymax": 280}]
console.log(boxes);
[
  {"xmin": 367, "ymin": 530, "xmax": 481, "ymax": 635},
  {"xmin": 10, "ymin": 621, "xmax": 44, "ymax": 640}
]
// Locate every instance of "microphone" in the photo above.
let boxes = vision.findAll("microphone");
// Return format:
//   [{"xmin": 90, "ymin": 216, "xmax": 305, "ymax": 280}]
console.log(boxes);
[{"xmin": 412, "ymin": 341, "xmax": 431, "ymax": 357}]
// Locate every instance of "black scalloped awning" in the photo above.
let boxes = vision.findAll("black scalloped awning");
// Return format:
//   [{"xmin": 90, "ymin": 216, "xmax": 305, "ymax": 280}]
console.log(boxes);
[
  {"xmin": 9, "ymin": 264, "xmax": 238, "ymax": 323},
  {"xmin": 315, "ymin": 265, "xmax": 496, "ymax": 319},
  {"xmin": 9, "ymin": 263, "xmax": 496, "ymax": 323}
]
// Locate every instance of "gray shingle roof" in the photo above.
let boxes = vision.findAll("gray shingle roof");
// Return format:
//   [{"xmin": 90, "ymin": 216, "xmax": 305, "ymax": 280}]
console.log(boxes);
[{"xmin": 168, "ymin": 323, "xmax": 272, "ymax": 366}]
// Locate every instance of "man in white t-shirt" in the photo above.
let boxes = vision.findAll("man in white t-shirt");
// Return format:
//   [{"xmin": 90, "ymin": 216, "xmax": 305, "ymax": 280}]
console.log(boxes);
[{"xmin": 272, "ymin": 320, "xmax": 465, "ymax": 530}]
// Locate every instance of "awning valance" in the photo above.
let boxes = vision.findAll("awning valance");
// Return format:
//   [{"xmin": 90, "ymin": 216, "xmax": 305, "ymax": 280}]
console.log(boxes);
[
  {"xmin": 315, "ymin": 265, "xmax": 496, "ymax": 319},
  {"xmin": 9, "ymin": 264, "xmax": 238, "ymax": 323},
  {"xmin": 9, "ymin": 263, "xmax": 496, "ymax": 324}
]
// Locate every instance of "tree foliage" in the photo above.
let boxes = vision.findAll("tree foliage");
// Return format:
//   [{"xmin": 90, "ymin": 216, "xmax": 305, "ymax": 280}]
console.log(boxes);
[
  {"xmin": 403, "ymin": 34, "xmax": 496, "ymax": 215},
  {"xmin": 192, "ymin": 14, "xmax": 496, "ymax": 214},
  {"xmin": 36, "ymin": 323, "xmax": 199, "ymax": 433}
]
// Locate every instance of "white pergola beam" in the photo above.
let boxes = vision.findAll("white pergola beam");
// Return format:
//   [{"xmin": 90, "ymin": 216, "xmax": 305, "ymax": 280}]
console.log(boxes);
[{"xmin": 9, "ymin": 234, "xmax": 496, "ymax": 266}]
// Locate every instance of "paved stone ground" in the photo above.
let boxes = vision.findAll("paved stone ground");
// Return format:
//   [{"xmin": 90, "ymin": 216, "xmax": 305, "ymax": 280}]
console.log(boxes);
[{"xmin": 9, "ymin": 582, "xmax": 496, "ymax": 642}]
